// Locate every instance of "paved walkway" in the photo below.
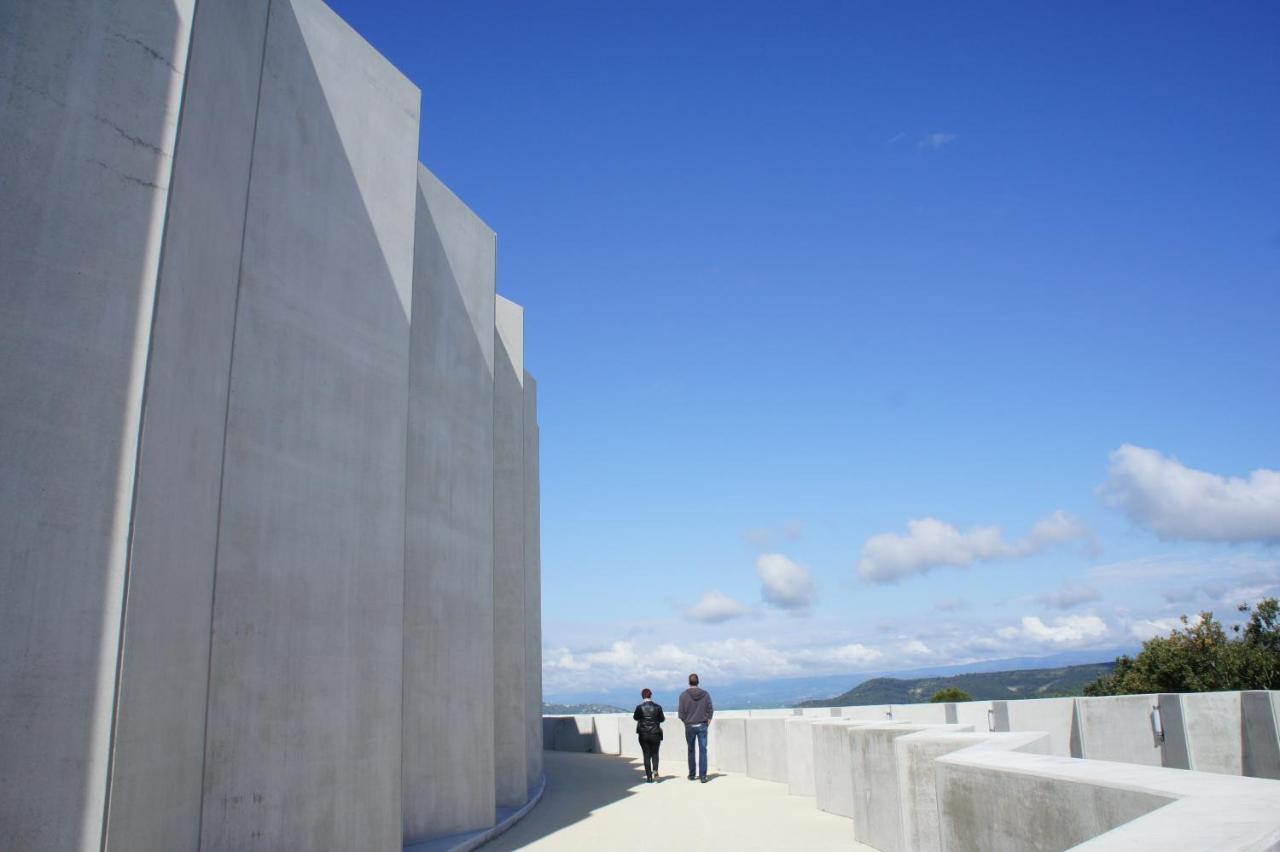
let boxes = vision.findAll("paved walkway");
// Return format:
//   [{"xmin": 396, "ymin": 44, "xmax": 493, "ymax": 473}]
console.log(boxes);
[{"xmin": 483, "ymin": 751, "xmax": 874, "ymax": 851}]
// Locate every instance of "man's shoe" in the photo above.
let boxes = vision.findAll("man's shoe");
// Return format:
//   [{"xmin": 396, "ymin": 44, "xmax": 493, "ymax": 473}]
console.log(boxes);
[
  {"xmin": 688, "ymin": 774, "xmax": 696, "ymax": 781},
  {"xmin": 700, "ymin": 776, "xmax": 708, "ymax": 783}
]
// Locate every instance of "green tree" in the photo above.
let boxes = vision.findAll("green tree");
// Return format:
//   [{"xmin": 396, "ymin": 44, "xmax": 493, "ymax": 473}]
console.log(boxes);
[
  {"xmin": 1085, "ymin": 598, "xmax": 1280, "ymax": 696},
  {"xmin": 930, "ymin": 687, "xmax": 973, "ymax": 703}
]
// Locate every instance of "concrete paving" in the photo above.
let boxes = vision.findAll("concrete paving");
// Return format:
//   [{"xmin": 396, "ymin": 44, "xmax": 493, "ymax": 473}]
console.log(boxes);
[{"xmin": 484, "ymin": 751, "xmax": 874, "ymax": 851}]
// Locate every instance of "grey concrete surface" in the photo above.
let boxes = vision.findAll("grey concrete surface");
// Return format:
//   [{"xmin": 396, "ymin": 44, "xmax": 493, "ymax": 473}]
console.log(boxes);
[
  {"xmin": 197, "ymin": 1, "xmax": 419, "ymax": 848},
  {"xmin": 710, "ymin": 717, "xmax": 748, "ymax": 773},
  {"xmin": 1174, "ymin": 690, "xmax": 1244, "ymax": 775},
  {"xmin": 525, "ymin": 373, "xmax": 543, "ymax": 791},
  {"xmin": 992, "ymin": 696, "xmax": 1080, "ymax": 757},
  {"xmin": 484, "ymin": 750, "xmax": 876, "ymax": 852},
  {"xmin": 1075, "ymin": 693, "xmax": 1162, "ymax": 766},
  {"xmin": 839, "ymin": 705, "xmax": 894, "ymax": 721},
  {"xmin": 103, "ymin": 3, "xmax": 268, "ymax": 850},
  {"xmin": 785, "ymin": 718, "xmax": 818, "ymax": 796},
  {"xmin": 944, "ymin": 700, "xmax": 994, "ymax": 730},
  {"xmin": 493, "ymin": 295, "xmax": 528, "ymax": 807},
  {"xmin": 402, "ymin": 165, "xmax": 498, "ymax": 843},
  {"xmin": 745, "ymin": 718, "xmax": 788, "ymax": 783},
  {"xmin": 0, "ymin": 1, "xmax": 193, "ymax": 847},
  {"xmin": 1244, "ymin": 691, "xmax": 1280, "ymax": 779},
  {"xmin": 591, "ymin": 713, "xmax": 622, "ymax": 755},
  {"xmin": 886, "ymin": 703, "xmax": 947, "ymax": 724},
  {"xmin": 812, "ymin": 720, "xmax": 861, "ymax": 818}
]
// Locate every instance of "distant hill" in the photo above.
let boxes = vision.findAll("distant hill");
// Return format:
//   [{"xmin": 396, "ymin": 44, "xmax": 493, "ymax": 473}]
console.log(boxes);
[
  {"xmin": 543, "ymin": 702, "xmax": 626, "ymax": 715},
  {"xmin": 796, "ymin": 662, "xmax": 1115, "ymax": 707}
]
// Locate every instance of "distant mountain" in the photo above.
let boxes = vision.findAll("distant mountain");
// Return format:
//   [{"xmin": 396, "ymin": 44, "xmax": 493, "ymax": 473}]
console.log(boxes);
[
  {"xmin": 796, "ymin": 662, "xmax": 1116, "ymax": 707},
  {"xmin": 542, "ymin": 647, "xmax": 1136, "ymax": 710},
  {"xmin": 542, "ymin": 702, "xmax": 627, "ymax": 715}
]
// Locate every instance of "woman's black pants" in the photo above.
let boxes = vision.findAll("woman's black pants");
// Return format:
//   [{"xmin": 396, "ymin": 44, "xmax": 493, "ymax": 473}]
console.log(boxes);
[{"xmin": 639, "ymin": 735, "xmax": 661, "ymax": 778}]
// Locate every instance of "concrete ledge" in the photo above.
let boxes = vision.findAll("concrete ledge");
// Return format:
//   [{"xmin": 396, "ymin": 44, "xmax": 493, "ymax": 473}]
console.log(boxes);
[{"xmin": 405, "ymin": 774, "xmax": 545, "ymax": 852}]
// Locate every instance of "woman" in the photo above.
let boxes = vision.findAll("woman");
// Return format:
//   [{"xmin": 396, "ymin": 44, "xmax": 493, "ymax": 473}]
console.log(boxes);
[{"xmin": 632, "ymin": 688, "xmax": 666, "ymax": 782}]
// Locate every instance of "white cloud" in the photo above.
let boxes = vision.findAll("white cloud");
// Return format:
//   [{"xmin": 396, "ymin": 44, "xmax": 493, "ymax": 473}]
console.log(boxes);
[
  {"xmin": 901, "ymin": 639, "xmax": 933, "ymax": 657},
  {"xmin": 1128, "ymin": 617, "xmax": 1183, "ymax": 641},
  {"xmin": 919, "ymin": 131, "xmax": 957, "ymax": 150},
  {"xmin": 685, "ymin": 590, "xmax": 752, "ymax": 624},
  {"xmin": 1035, "ymin": 582, "xmax": 1101, "ymax": 610},
  {"xmin": 757, "ymin": 553, "xmax": 816, "ymax": 611},
  {"xmin": 794, "ymin": 643, "xmax": 884, "ymax": 668},
  {"xmin": 1101, "ymin": 444, "xmax": 1280, "ymax": 543},
  {"xmin": 998, "ymin": 614, "xmax": 1109, "ymax": 646},
  {"xmin": 857, "ymin": 510, "xmax": 1091, "ymax": 583}
]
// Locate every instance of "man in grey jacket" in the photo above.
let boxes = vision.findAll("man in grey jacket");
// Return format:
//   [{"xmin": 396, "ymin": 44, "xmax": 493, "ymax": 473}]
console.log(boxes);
[{"xmin": 677, "ymin": 673, "xmax": 714, "ymax": 782}]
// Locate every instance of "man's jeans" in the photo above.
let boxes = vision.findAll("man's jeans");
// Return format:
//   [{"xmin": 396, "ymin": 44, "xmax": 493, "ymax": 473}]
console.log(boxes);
[{"xmin": 685, "ymin": 723, "xmax": 709, "ymax": 778}]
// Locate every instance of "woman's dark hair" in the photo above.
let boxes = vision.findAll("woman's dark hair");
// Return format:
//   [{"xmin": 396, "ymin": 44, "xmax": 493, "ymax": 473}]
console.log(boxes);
[{"xmin": 641, "ymin": 688, "xmax": 652, "ymax": 699}]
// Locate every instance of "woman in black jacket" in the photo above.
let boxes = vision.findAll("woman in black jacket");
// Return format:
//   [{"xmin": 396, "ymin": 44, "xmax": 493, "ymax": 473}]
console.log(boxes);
[{"xmin": 632, "ymin": 688, "xmax": 666, "ymax": 782}]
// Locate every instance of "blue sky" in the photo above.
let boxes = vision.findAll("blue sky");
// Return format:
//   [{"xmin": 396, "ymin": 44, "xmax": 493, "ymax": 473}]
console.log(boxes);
[{"xmin": 329, "ymin": 1, "xmax": 1280, "ymax": 699}]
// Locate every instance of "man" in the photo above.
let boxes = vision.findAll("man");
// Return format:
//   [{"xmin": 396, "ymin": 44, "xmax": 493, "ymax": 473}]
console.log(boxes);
[
  {"xmin": 677, "ymin": 672, "xmax": 714, "ymax": 782},
  {"xmin": 632, "ymin": 688, "xmax": 665, "ymax": 783}
]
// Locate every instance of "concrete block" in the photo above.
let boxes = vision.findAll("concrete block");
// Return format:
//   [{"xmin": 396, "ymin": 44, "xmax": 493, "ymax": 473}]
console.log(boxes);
[
  {"xmin": 1075, "ymin": 694, "xmax": 1162, "ymax": 766},
  {"xmin": 524, "ymin": 374, "xmax": 543, "ymax": 790},
  {"xmin": 541, "ymin": 717, "xmax": 560, "ymax": 749},
  {"xmin": 785, "ymin": 718, "xmax": 819, "ymax": 796},
  {"xmin": 839, "ymin": 705, "xmax": 894, "ymax": 721},
  {"xmin": 886, "ymin": 702, "xmax": 948, "ymax": 724},
  {"xmin": 745, "ymin": 718, "xmax": 789, "ymax": 783},
  {"xmin": 812, "ymin": 720, "xmax": 864, "ymax": 818},
  {"xmin": 549, "ymin": 716, "xmax": 594, "ymax": 753},
  {"xmin": 1243, "ymin": 691, "xmax": 1280, "ymax": 779},
  {"xmin": 592, "ymin": 714, "xmax": 622, "ymax": 755},
  {"xmin": 801, "ymin": 707, "xmax": 841, "ymax": 718},
  {"xmin": 197, "ymin": 1, "xmax": 419, "ymax": 848},
  {"xmin": 945, "ymin": 700, "xmax": 995, "ymax": 731},
  {"xmin": 493, "ymin": 295, "xmax": 528, "ymax": 806},
  {"xmin": 103, "ymin": 2, "xmax": 266, "ymax": 849},
  {"xmin": 895, "ymin": 729, "xmax": 1047, "ymax": 852},
  {"xmin": 748, "ymin": 708, "xmax": 801, "ymax": 717},
  {"xmin": 0, "ymin": 1, "xmax": 195, "ymax": 846},
  {"xmin": 1166, "ymin": 691, "xmax": 1243, "ymax": 775},
  {"xmin": 992, "ymin": 696, "xmax": 1080, "ymax": 757},
  {"xmin": 849, "ymin": 724, "xmax": 972, "ymax": 852},
  {"xmin": 711, "ymin": 718, "xmax": 748, "ymax": 773},
  {"xmin": 402, "ymin": 164, "xmax": 498, "ymax": 843}
]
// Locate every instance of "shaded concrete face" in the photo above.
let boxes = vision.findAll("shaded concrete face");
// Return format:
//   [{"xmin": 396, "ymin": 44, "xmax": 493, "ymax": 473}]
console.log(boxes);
[
  {"xmin": 1243, "ymin": 691, "xmax": 1280, "ymax": 779},
  {"xmin": 0, "ymin": 2, "xmax": 194, "ymax": 847},
  {"xmin": 493, "ymin": 296, "xmax": 528, "ymax": 806},
  {"xmin": 525, "ymin": 374, "xmax": 544, "ymax": 789},
  {"xmin": 197, "ymin": 1, "xmax": 419, "ymax": 848},
  {"xmin": 993, "ymin": 696, "xmax": 1080, "ymax": 757},
  {"xmin": 745, "ymin": 718, "xmax": 789, "ymax": 783},
  {"xmin": 785, "ymin": 719, "xmax": 818, "ymax": 796},
  {"xmin": 812, "ymin": 721, "xmax": 859, "ymax": 818},
  {"xmin": 104, "ymin": 3, "xmax": 270, "ymax": 850},
  {"xmin": 1075, "ymin": 694, "xmax": 1162, "ymax": 766},
  {"xmin": 402, "ymin": 165, "xmax": 497, "ymax": 842}
]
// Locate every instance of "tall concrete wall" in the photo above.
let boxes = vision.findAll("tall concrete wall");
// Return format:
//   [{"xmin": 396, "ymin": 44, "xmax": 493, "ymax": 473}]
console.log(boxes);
[
  {"xmin": 402, "ymin": 165, "xmax": 498, "ymax": 843},
  {"xmin": 197, "ymin": 1, "xmax": 419, "ymax": 847},
  {"xmin": 1, "ymin": 1, "xmax": 543, "ymax": 849},
  {"xmin": 0, "ymin": 2, "xmax": 194, "ymax": 848},
  {"xmin": 525, "ymin": 373, "xmax": 544, "ymax": 789},
  {"xmin": 493, "ymin": 296, "xmax": 528, "ymax": 807},
  {"xmin": 104, "ymin": 3, "xmax": 268, "ymax": 849}
]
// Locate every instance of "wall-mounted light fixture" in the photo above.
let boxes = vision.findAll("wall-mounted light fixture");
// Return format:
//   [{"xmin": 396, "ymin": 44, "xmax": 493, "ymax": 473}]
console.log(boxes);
[{"xmin": 1150, "ymin": 705, "xmax": 1165, "ymax": 742}]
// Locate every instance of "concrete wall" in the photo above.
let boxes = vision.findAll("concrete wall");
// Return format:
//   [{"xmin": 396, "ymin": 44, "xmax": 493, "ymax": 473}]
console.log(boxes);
[
  {"xmin": 493, "ymin": 296, "xmax": 528, "ymax": 807},
  {"xmin": 812, "ymin": 720, "xmax": 860, "ymax": 818},
  {"xmin": 711, "ymin": 718, "xmax": 748, "ymax": 773},
  {"xmin": 103, "ymin": 2, "xmax": 265, "ymax": 849},
  {"xmin": 945, "ymin": 700, "xmax": 995, "ymax": 731},
  {"xmin": 591, "ymin": 713, "xmax": 622, "ymax": 756},
  {"xmin": 745, "ymin": 718, "xmax": 789, "ymax": 783},
  {"xmin": 524, "ymin": 374, "xmax": 543, "ymax": 788},
  {"xmin": 1075, "ymin": 694, "xmax": 1162, "ymax": 766},
  {"xmin": 992, "ymin": 696, "xmax": 1080, "ymax": 757},
  {"xmin": 1244, "ymin": 691, "xmax": 1280, "ymax": 779},
  {"xmin": 1, "ymin": 1, "xmax": 543, "ymax": 849},
  {"xmin": 197, "ymin": 2, "xmax": 419, "ymax": 848},
  {"xmin": 1166, "ymin": 691, "xmax": 1244, "ymax": 775},
  {"xmin": 402, "ymin": 165, "xmax": 498, "ymax": 842},
  {"xmin": 785, "ymin": 719, "xmax": 818, "ymax": 796},
  {"xmin": 0, "ymin": 2, "xmax": 194, "ymax": 847},
  {"xmin": 839, "ymin": 705, "xmax": 894, "ymax": 721}
]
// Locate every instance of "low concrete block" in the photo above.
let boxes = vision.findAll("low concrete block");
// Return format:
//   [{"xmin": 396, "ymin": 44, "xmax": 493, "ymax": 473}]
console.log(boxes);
[
  {"xmin": 945, "ymin": 700, "xmax": 994, "ymax": 731},
  {"xmin": 887, "ymin": 703, "xmax": 948, "ymax": 724},
  {"xmin": 992, "ymin": 696, "xmax": 1080, "ymax": 757},
  {"xmin": 550, "ymin": 716, "xmax": 593, "ymax": 753},
  {"xmin": 747, "ymin": 708, "xmax": 800, "ymax": 717},
  {"xmin": 1243, "ymin": 691, "xmax": 1280, "ymax": 779},
  {"xmin": 1171, "ymin": 691, "xmax": 1242, "ymax": 775},
  {"xmin": 745, "ymin": 718, "xmax": 788, "ymax": 783},
  {"xmin": 801, "ymin": 707, "xmax": 840, "ymax": 718},
  {"xmin": 1076, "ymin": 694, "xmax": 1162, "ymax": 766},
  {"xmin": 710, "ymin": 718, "xmax": 747, "ymax": 773},
  {"xmin": 785, "ymin": 718, "xmax": 818, "ymax": 796},
  {"xmin": 838, "ymin": 705, "xmax": 894, "ymax": 721},
  {"xmin": 591, "ymin": 714, "xmax": 622, "ymax": 756},
  {"xmin": 812, "ymin": 720, "xmax": 864, "ymax": 818}
]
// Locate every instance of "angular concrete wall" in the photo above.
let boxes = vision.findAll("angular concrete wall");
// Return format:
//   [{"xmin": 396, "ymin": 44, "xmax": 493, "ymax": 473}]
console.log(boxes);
[
  {"xmin": 0, "ymin": 2, "xmax": 194, "ymax": 847},
  {"xmin": 402, "ymin": 165, "xmax": 498, "ymax": 843},
  {"xmin": 1075, "ymin": 694, "xmax": 1162, "ymax": 766},
  {"xmin": 525, "ymin": 373, "xmax": 544, "ymax": 790},
  {"xmin": 785, "ymin": 719, "xmax": 819, "ymax": 796},
  {"xmin": 992, "ymin": 696, "xmax": 1080, "ymax": 757},
  {"xmin": 197, "ymin": 1, "xmax": 420, "ymax": 848},
  {"xmin": 745, "ymin": 718, "xmax": 789, "ymax": 783},
  {"xmin": 711, "ymin": 718, "xmax": 748, "ymax": 773},
  {"xmin": 493, "ymin": 296, "xmax": 528, "ymax": 807},
  {"xmin": 104, "ymin": 3, "xmax": 268, "ymax": 849}
]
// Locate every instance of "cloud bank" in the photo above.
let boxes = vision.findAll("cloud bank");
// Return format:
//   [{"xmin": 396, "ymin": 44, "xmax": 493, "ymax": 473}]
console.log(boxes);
[
  {"xmin": 1101, "ymin": 444, "xmax": 1280, "ymax": 543},
  {"xmin": 857, "ymin": 510, "xmax": 1091, "ymax": 583},
  {"xmin": 685, "ymin": 590, "xmax": 752, "ymax": 624}
]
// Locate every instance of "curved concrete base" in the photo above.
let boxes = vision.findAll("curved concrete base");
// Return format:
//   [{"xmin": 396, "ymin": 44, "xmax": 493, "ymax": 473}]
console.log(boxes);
[{"xmin": 404, "ymin": 776, "xmax": 546, "ymax": 852}]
